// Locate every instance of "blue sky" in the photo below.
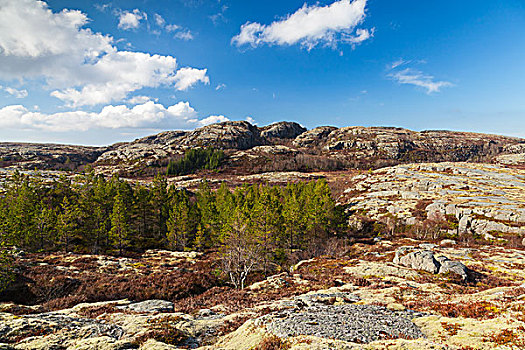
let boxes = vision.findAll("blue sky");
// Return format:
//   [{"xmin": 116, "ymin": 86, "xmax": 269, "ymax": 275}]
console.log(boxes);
[{"xmin": 0, "ymin": 0, "xmax": 524, "ymax": 145}]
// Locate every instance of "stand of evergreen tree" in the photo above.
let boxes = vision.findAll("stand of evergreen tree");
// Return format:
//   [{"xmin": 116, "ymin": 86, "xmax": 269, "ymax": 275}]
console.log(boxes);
[
  {"xmin": 166, "ymin": 148, "xmax": 225, "ymax": 176},
  {"xmin": 0, "ymin": 170, "xmax": 347, "ymax": 287}
]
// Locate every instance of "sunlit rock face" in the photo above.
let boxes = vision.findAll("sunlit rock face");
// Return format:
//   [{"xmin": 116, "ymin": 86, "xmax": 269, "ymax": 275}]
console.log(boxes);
[{"xmin": 340, "ymin": 162, "xmax": 525, "ymax": 240}]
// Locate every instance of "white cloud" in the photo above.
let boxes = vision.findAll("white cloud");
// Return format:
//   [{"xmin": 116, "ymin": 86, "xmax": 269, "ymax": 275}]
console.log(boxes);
[
  {"xmin": 0, "ymin": 101, "xmax": 229, "ymax": 131},
  {"xmin": 197, "ymin": 115, "xmax": 229, "ymax": 126},
  {"xmin": 174, "ymin": 67, "xmax": 210, "ymax": 91},
  {"xmin": 343, "ymin": 28, "xmax": 374, "ymax": 45},
  {"xmin": 209, "ymin": 5, "xmax": 228, "ymax": 25},
  {"xmin": 126, "ymin": 95, "xmax": 157, "ymax": 104},
  {"xmin": 2, "ymin": 86, "xmax": 28, "ymax": 98},
  {"xmin": 118, "ymin": 9, "xmax": 146, "ymax": 30},
  {"xmin": 245, "ymin": 116, "xmax": 256, "ymax": 125},
  {"xmin": 389, "ymin": 67, "xmax": 453, "ymax": 94},
  {"xmin": 174, "ymin": 30, "xmax": 194, "ymax": 41},
  {"xmin": 232, "ymin": 0, "xmax": 371, "ymax": 50},
  {"xmin": 0, "ymin": 0, "xmax": 209, "ymax": 106},
  {"xmin": 390, "ymin": 58, "xmax": 407, "ymax": 69},
  {"xmin": 165, "ymin": 24, "xmax": 181, "ymax": 32},
  {"xmin": 154, "ymin": 13, "xmax": 165, "ymax": 27},
  {"xmin": 215, "ymin": 83, "xmax": 226, "ymax": 91},
  {"xmin": 49, "ymin": 51, "xmax": 182, "ymax": 106}
]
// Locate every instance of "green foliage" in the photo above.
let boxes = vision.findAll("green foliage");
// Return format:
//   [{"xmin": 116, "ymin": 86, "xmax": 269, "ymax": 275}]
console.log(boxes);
[
  {"xmin": 109, "ymin": 187, "xmax": 131, "ymax": 255},
  {"xmin": 166, "ymin": 148, "xmax": 225, "ymax": 176},
  {"xmin": 0, "ymin": 247, "xmax": 13, "ymax": 293},
  {"xmin": 0, "ymin": 171, "xmax": 346, "ymax": 272}
]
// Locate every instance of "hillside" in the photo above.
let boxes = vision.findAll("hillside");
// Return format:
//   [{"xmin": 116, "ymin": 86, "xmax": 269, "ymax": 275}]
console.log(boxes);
[
  {"xmin": 2, "ymin": 124, "xmax": 525, "ymax": 349},
  {"xmin": 1, "ymin": 121, "xmax": 524, "ymax": 176}
]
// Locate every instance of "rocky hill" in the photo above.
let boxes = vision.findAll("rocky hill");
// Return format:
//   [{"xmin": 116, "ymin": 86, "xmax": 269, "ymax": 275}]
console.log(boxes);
[
  {"xmin": 1, "ymin": 121, "xmax": 524, "ymax": 176},
  {"xmin": 0, "ymin": 143, "xmax": 107, "ymax": 171}
]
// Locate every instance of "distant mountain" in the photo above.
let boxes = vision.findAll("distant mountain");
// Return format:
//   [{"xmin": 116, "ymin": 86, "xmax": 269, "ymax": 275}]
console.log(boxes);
[{"xmin": 1, "ymin": 121, "xmax": 524, "ymax": 176}]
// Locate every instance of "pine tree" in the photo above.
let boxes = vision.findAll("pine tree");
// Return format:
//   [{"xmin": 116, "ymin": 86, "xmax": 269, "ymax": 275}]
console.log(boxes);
[
  {"xmin": 35, "ymin": 202, "xmax": 55, "ymax": 251},
  {"xmin": 57, "ymin": 196, "xmax": 81, "ymax": 252},
  {"xmin": 110, "ymin": 190, "xmax": 130, "ymax": 255},
  {"xmin": 132, "ymin": 184, "xmax": 153, "ymax": 249},
  {"xmin": 195, "ymin": 180, "xmax": 218, "ymax": 248},
  {"xmin": 215, "ymin": 182, "xmax": 235, "ymax": 242},
  {"xmin": 166, "ymin": 190, "xmax": 196, "ymax": 250},
  {"xmin": 282, "ymin": 183, "xmax": 304, "ymax": 252},
  {"xmin": 3, "ymin": 173, "xmax": 40, "ymax": 249},
  {"xmin": 150, "ymin": 173, "xmax": 168, "ymax": 246},
  {"xmin": 249, "ymin": 185, "xmax": 282, "ymax": 275}
]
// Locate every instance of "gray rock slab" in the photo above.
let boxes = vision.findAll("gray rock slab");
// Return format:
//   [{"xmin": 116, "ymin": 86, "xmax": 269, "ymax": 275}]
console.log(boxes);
[{"xmin": 117, "ymin": 300, "xmax": 174, "ymax": 313}]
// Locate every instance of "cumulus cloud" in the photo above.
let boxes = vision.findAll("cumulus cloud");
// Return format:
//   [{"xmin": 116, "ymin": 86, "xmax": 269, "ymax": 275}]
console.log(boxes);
[
  {"xmin": 118, "ymin": 9, "xmax": 146, "ymax": 30},
  {"xmin": 0, "ymin": 101, "xmax": 228, "ymax": 132},
  {"xmin": 197, "ymin": 115, "xmax": 229, "ymax": 126},
  {"xmin": 388, "ymin": 64, "xmax": 453, "ymax": 94},
  {"xmin": 126, "ymin": 95, "xmax": 157, "ymax": 104},
  {"xmin": 174, "ymin": 68, "xmax": 210, "ymax": 91},
  {"xmin": 2, "ymin": 86, "xmax": 28, "ymax": 98},
  {"xmin": 0, "ymin": 0, "xmax": 209, "ymax": 106},
  {"xmin": 215, "ymin": 83, "xmax": 226, "ymax": 91},
  {"xmin": 231, "ymin": 0, "xmax": 371, "ymax": 50}
]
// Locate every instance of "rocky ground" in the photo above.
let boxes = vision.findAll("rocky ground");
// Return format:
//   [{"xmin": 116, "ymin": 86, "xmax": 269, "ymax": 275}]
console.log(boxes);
[
  {"xmin": 1, "ymin": 239, "xmax": 525, "ymax": 349},
  {"xmin": 340, "ymin": 162, "xmax": 525, "ymax": 244}
]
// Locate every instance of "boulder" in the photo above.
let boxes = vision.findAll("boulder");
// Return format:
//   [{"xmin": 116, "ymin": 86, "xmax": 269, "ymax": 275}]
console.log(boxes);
[
  {"xmin": 117, "ymin": 300, "xmax": 174, "ymax": 313},
  {"xmin": 394, "ymin": 247, "xmax": 470, "ymax": 280},
  {"xmin": 395, "ymin": 250, "xmax": 440, "ymax": 274},
  {"xmin": 436, "ymin": 256, "xmax": 469, "ymax": 281}
]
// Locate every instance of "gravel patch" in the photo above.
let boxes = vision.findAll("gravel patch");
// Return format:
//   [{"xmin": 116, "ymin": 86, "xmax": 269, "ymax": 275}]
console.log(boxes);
[{"xmin": 257, "ymin": 304, "xmax": 426, "ymax": 344}]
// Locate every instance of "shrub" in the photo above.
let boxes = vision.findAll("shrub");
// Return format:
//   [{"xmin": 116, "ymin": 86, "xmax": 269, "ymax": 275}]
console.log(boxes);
[
  {"xmin": 483, "ymin": 327, "xmax": 525, "ymax": 348},
  {"xmin": 133, "ymin": 317, "xmax": 188, "ymax": 346},
  {"xmin": 254, "ymin": 335, "xmax": 291, "ymax": 350},
  {"xmin": 407, "ymin": 300, "xmax": 501, "ymax": 319}
]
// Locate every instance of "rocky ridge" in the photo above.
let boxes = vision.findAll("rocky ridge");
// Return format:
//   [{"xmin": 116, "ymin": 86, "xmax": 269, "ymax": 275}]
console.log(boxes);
[
  {"xmin": 2, "ymin": 121, "xmax": 524, "ymax": 175},
  {"xmin": 341, "ymin": 162, "xmax": 525, "ymax": 241},
  {"xmin": 0, "ymin": 143, "xmax": 107, "ymax": 171}
]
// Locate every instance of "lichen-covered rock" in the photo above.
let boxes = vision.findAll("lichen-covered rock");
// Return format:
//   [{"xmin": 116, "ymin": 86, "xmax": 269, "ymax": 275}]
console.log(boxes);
[
  {"xmin": 139, "ymin": 339, "xmax": 181, "ymax": 350},
  {"xmin": 340, "ymin": 162, "xmax": 525, "ymax": 239},
  {"xmin": 393, "ymin": 248, "xmax": 470, "ymax": 280},
  {"xmin": 394, "ymin": 249, "xmax": 440, "ymax": 274},
  {"xmin": 436, "ymin": 256, "xmax": 469, "ymax": 281},
  {"xmin": 292, "ymin": 126, "xmax": 338, "ymax": 148},
  {"xmin": 117, "ymin": 300, "xmax": 174, "ymax": 313},
  {"xmin": 257, "ymin": 304, "xmax": 425, "ymax": 344},
  {"xmin": 260, "ymin": 122, "xmax": 306, "ymax": 139},
  {"xmin": 180, "ymin": 121, "xmax": 263, "ymax": 150}
]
